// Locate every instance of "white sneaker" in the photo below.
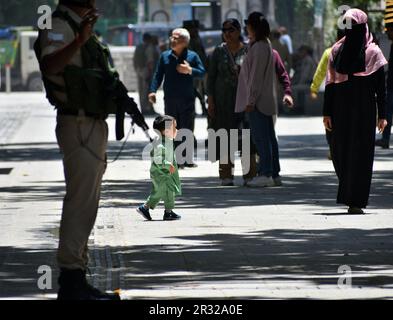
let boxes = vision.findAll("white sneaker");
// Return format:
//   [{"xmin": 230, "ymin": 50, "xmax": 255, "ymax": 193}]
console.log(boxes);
[
  {"xmin": 221, "ymin": 178, "xmax": 234, "ymax": 186},
  {"xmin": 247, "ymin": 176, "xmax": 275, "ymax": 188}
]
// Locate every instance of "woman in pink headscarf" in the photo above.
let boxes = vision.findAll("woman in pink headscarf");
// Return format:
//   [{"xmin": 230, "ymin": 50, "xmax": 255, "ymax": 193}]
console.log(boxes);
[{"xmin": 323, "ymin": 8, "xmax": 387, "ymax": 214}]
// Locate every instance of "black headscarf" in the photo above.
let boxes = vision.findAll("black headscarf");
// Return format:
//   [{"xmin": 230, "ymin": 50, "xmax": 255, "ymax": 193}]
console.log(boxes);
[{"xmin": 333, "ymin": 23, "xmax": 367, "ymax": 75}]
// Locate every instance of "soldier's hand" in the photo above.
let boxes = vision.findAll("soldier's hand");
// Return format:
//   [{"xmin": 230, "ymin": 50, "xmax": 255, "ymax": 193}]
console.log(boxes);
[
  {"xmin": 148, "ymin": 93, "xmax": 157, "ymax": 104},
  {"xmin": 76, "ymin": 9, "xmax": 99, "ymax": 46}
]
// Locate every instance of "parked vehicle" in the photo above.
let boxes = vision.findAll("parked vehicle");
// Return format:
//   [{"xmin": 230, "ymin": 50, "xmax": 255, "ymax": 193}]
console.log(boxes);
[
  {"xmin": 106, "ymin": 23, "xmax": 223, "ymax": 54},
  {"xmin": 106, "ymin": 22, "xmax": 177, "ymax": 47},
  {"xmin": 0, "ymin": 27, "xmax": 42, "ymax": 91}
]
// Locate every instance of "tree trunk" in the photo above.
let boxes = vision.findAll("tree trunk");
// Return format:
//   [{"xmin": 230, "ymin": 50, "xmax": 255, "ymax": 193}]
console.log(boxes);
[{"xmin": 267, "ymin": 0, "xmax": 276, "ymax": 25}]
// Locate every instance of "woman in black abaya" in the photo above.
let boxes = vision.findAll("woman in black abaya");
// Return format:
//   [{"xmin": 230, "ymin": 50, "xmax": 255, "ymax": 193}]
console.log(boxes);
[{"xmin": 323, "ymin": 8, "xmax": 387, "ymax": 214}]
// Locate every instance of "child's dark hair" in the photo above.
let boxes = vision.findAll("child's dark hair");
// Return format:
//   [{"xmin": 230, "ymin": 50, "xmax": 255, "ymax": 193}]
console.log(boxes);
[{"xmin": 153, "ymin": 115, "xmax": 175, "ymax": 133}]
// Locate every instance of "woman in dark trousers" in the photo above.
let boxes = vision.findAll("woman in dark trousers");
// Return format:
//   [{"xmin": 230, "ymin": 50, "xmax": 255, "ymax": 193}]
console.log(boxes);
[
  {"xmin": 208, "ymin": 18, "xmax": 257, "ymax": 186},
  {"xmin": 323, "ymin": 9, "xmax": 387, "ymax": 214}
]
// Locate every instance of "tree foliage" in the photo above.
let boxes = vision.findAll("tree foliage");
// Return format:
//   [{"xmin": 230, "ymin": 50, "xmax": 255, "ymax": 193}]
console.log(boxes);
[
  {"xmin": 275, "ymin": 0, "xmax": 315, "ymax": 48},
  {"xmin": 332, "ymin": 0, "xmax": 385, "ymax": 32},
  {"xmin": 95, "ymin": 0, "xmax": 137, "ymax": 21},
  {"xmin": 332, "ymin": 0, "xmax": 382, "ymax": 11}
]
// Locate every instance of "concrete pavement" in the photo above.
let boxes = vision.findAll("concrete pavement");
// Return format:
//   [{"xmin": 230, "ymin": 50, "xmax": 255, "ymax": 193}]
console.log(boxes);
[{"xmin": 1, "ymin": 92, "xmax": 393, "ymax": 300}]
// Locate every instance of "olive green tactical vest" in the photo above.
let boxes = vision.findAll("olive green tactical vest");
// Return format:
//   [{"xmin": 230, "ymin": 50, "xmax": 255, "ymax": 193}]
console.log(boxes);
[{"xmin": 35, "ymin": 9, "xmax": 118, "ymax": 115}]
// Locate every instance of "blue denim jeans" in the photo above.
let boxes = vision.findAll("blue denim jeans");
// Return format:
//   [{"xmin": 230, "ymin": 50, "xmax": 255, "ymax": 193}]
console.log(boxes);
[
  {"xmin": 248, "ymin": 110, "xmax": 281, "ymax": 178},
  {"xmin": 382, "ymin": 91, "xmax": 393, "ymax": 142}
]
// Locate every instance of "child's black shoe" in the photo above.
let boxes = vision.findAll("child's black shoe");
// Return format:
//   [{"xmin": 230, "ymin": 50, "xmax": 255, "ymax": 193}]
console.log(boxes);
[
  {"xmin": 137, "ymin": 205, "xmax": 152, "ymax": 221},
  {"xmin": 163, "ymin": 211, "xmax": 181, "ymax": 221}
]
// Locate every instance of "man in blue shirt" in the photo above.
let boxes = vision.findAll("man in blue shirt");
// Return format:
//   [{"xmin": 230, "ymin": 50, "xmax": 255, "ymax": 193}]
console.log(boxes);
[{"xmin": 149, "ymin": 28, "xmax": 205, "ymax": 167}]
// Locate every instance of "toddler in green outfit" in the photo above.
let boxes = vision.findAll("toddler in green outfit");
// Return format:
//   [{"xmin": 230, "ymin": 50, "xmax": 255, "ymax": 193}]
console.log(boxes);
[{"xmin": 137, "ymin": 115, "xmax": 182, "ymax": 221}]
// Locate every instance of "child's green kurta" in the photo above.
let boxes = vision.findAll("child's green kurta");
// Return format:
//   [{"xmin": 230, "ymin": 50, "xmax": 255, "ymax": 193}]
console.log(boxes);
[{"xmin": 146, "ymin": 137, "xmax": 182, "ymax": 210}]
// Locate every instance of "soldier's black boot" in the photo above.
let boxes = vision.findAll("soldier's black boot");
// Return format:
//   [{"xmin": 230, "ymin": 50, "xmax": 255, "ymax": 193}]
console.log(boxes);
[{"xmin": 57, "ymin": 268, "xmax": 120, "ymax": 301}]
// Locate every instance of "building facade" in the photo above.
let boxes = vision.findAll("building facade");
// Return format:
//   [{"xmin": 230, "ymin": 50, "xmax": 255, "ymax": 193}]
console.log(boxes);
[{"xmin": 142, "ymin": 0, "xmax": 276, "ymax": 29}]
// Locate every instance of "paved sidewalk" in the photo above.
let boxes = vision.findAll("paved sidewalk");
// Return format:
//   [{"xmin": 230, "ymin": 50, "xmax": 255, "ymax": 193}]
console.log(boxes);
[{"xmin": 1, "ymin": 92, "xmax": 393, "ymax": 300}]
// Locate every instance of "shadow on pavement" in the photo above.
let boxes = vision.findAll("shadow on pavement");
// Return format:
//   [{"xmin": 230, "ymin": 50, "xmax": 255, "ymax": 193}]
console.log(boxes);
[
  {"xmin": 1, "ymin": 170, "xmax": 393, "ymax": 210},
  {"xmin": 100, "ymin": 170, "xmax": 393, "ymax": 210},
  {"xmin": 117, "ymin": 227, "xmax": 393, "ymax": 294},
  {"xmin": 0, "ymin": 141, "xmax": 148, "ymax": 163},
  {"xmin": 2, "ymin": 134, "xmax": 392, "ymax": 164},
  {"xmin": 1, "ymin": 129, "xmax": 393, "ymax": 299},
  {"xmin": 0, "ymin": 246, "xmax": 58, "ymax": 299},
  {"xmin": 1, "ymin": 227, "xmax": 393, "ymax": 299}
]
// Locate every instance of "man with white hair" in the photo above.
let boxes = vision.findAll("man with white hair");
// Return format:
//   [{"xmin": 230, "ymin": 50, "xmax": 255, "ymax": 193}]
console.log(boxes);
[{"xmin": 149, "ymin": 28, "xmax": 205, "ymax": 168}]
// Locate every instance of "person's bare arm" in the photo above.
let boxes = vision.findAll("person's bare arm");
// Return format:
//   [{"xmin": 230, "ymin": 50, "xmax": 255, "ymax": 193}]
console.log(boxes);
[
  {"xmin": 41, "ymin": 39, "xmax": 84, "ymax": 75},
  {"xmin": 41, "ymin": 10, "xmax": 98, "ymax": 75}
]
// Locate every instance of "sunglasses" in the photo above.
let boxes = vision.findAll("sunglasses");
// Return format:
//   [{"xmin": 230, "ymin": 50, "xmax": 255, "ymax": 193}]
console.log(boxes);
[
  {"xmin": 222, "ymin": 27, "xmax": 237, "ymax": 33},
  {"xmin": 169, "ymin": 35, "xmax": 185, "ymax": 42}
]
